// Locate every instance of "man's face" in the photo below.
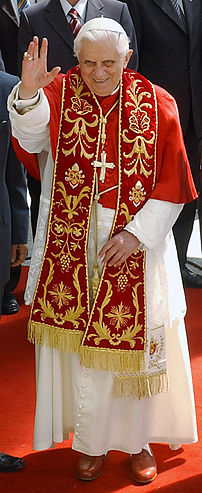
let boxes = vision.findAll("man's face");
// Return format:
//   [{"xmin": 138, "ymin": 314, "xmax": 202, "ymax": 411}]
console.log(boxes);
[{"xmin": 78, "ymin": 38, "xmax": 132, "ymax": 97}]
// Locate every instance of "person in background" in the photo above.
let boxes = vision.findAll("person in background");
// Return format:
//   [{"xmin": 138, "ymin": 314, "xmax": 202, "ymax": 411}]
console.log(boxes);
[
  {"xmin": 9, "ymin": 19, "xmax": 197, "ymax": 484},
  {"xmin": 124, "ymin": 0, "xmax": 202, "ymax": 288},
  {"xmin": 0, "ymin": 69, "xmax": 28, "ymax": 472},
  {"xmin": 0, "ymin": 0, "xmax": 30, "ymax": 314},
  {"xmin": 0, "ymin": 0, "xmax": 19, "ymax": 75}
]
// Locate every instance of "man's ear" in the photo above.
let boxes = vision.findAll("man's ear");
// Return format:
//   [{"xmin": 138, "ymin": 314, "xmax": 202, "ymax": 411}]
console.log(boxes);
[{"xmin": 124, "ymin": 49, "xmax": 133, "ymax": 68}]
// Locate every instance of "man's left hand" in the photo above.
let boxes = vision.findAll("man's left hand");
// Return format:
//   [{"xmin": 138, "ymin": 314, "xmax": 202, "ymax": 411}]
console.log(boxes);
[
  {"xmin": 98, "ymin": 231, "xmax": 140, "ymax": 267},
  {"xmin": 10, "ymin": 244, "xmax": 28, "ymax": 267}
]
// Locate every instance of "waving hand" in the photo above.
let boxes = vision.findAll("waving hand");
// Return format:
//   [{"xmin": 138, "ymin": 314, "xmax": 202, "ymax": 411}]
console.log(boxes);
[{"xmin": 19, "ymin": 36, "xmax": 61, "ymax": 100}]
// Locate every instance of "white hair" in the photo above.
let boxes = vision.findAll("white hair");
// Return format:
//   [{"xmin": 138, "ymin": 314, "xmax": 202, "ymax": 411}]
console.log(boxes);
[{"xmin": 74, "ymin": 29, "xmax": 130, "ymax": 59}]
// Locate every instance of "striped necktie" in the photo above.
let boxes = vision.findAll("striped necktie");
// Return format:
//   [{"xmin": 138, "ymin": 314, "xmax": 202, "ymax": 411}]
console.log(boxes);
[
  {"xmin": 170, "ymin": 0, "xmax": 186, "ymax": 30},
  {"xmin": 17, "ymin": 0, "xmax": 30, "ymax": 14},
  {"xmin": 69, "ymin": 8, "xmax": 82, "ymax": 38}
]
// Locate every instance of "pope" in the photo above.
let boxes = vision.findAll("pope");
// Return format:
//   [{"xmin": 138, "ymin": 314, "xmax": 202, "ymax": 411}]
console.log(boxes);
[{"xmin": 8, "ymin": 17, "xmax": 197, "ymax": 484}]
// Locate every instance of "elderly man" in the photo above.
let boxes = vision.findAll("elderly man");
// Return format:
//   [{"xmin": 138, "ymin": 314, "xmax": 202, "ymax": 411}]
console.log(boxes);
[
  {"xmin": 17, "ymin": 0, "xmax": 138, "ymax": 239},
  {"xmin": 8, "ymin": 18, "xmax": 197, "ymax": 484}
]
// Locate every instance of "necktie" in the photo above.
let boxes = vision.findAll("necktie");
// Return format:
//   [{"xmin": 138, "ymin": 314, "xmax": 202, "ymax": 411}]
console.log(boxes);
[
  {"xmin": 170, "ymin": 0, "xmax": 186, "ymax": 30},
  {"xmin": 69, "ymin": 8, "xmax": 82, "ymax": 38},
  {"xmin": 17, "ymin": 0, "xmax": 30, "ymax": 14}
]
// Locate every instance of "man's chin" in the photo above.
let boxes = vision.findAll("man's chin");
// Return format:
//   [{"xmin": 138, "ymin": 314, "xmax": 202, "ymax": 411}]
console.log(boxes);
[
  {"xmin": 90, "ymin": 81, "xmax": 113, "ymax": 97},
  {"xmin": 92, "ymin": 85, "xmax": 113, "ymax": 97}
]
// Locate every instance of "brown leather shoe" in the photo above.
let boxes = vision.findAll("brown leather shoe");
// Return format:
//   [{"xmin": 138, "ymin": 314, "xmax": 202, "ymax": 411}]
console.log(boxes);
[
  {"xmin": 77, "ymin": 453, "xmax": 106, "ymax": 481},
  {"xmin": 130, "ymin": 448, "xmax": 157, "ymax": 484}
]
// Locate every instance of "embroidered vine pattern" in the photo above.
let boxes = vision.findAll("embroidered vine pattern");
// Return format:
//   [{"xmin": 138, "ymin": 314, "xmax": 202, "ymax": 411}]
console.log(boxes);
[
  {"xmin": 123, "ymin": 79, "xmax": 155, "ymax": 178},
  {"xmin": 62, "ymin": 74, "xmax": 98, "ymax": 159},
  {"xmin": 51, "ymin": 182, "xmax": 90, "ymax": 269},
  {"xmin": 88, "ymin": 280, "xmax": 144, "ymax": 347},
  {"xmin": 33, "ymin": 259, "xmax": 86, "ymax": 328}
]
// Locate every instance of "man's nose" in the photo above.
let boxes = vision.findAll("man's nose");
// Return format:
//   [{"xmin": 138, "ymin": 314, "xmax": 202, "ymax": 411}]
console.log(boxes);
[{"xmin": 94, "ymin": 64, "xmax": 106, "ymax": 79}]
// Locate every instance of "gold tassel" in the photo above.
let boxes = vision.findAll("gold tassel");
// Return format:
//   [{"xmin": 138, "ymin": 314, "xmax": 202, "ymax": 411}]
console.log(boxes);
[
  {"xmin": 113, "ymin": 371, "xmax": 169, "ymax": 400},
  {"xmin": 91, "ymin": 263, "xmax": 100, "ymax": 299},
  {"xmin": 28, "ymin": 320, "xmax": 83, "ymax": 353},
  {"xmin": 80, "ymin": 345, "xmax": 145, "ymax": 373},
  {"xmin": 91, "ymin": 173, "xmax": 100, "ymax": 299}
]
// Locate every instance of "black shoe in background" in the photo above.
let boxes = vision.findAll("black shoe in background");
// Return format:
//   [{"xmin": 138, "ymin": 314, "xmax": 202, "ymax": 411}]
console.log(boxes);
[
  {"xmin": 1, "ymin": 291, "xmax": 19, "ymax": 315},
  {"xmin": 0, "ymin": 452, "xmax": 25, "ymax": 472},
  {"xmin": 181, "ymin": 266, "xmax": 202, "ymax": 288}
]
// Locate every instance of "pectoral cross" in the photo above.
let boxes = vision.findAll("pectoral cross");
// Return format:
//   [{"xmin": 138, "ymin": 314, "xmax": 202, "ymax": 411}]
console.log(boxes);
[{"xmin": 92, "ymin": 150, "xmax": 115, "ymax": 183}]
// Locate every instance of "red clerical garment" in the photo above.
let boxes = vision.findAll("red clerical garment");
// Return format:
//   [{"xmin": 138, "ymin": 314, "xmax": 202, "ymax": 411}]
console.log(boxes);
[{"xmin": 12, "ymin": 67, "xmax": 197, "ymax": 399}]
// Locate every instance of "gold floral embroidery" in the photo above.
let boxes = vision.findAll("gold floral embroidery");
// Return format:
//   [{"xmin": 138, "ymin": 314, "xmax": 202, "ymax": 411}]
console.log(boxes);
[
  {"xmin": 51, "ymin": 183, "xmax": 90, "ymax": 267},
  {"xmin": 109, "ymin": 254, "xmax": 140, "ymax": 282},
  {"xmin": 62, "ymin": 74, "xmax": 98, "ymax": 159},
  {"xmin": 122, "ymin": 80, "xmax": 155, "ymax": 178},
  {"xmin": 34, "ymin": 259, "xmax": 86, "ymax": 328},
  {"xmin": 87, "ymin": 281, "xmax": 143, "ymax": 348},
  {"xmin": 120, "ymin": 203, "xmax": 134, "ymax": 224},
  {"xmin": 106, "ymin": 302, "xmax": 132, "ymax": 329},
  {"xmin": 49, "ymin": 281, "xmax": 74, "ymax": 309},
  {"xmin": 70, "ymin": 74, "xmax": 93, "ymax": 115}
]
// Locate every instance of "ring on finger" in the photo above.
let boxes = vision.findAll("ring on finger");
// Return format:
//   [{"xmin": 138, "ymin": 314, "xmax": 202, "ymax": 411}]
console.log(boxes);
[{"xmin": 23, "ymin": 51, "xmax": 34, "ymax": 61}]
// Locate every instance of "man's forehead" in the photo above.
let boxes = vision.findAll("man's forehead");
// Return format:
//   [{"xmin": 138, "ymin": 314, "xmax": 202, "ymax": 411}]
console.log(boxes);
[{"xmin": 79, "ymin": 37, "xmax": 118, "ymax": 57}]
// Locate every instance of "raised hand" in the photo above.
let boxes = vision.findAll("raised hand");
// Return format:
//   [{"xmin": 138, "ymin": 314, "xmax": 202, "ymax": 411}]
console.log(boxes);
[{"xmin": 19, "ymin": 36, "xmax": 61, "ymax": 100}]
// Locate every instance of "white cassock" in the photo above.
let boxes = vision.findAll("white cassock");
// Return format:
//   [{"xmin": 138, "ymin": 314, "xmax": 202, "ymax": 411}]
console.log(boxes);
[{"xmin": 8, "ymin": 85, "xmax": 197, "ymax": 455}]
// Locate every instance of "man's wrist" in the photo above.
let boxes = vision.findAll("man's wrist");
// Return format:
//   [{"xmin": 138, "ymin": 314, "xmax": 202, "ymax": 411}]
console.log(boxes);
[{"xmin": 18, "ymin": 84, "xmax": 38, "ymax": 100}]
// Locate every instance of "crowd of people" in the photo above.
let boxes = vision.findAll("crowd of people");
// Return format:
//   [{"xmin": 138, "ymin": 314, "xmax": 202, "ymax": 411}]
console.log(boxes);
[{"xmin": 0, "ymin": 0, "xmax": 201, "ymax": 484}]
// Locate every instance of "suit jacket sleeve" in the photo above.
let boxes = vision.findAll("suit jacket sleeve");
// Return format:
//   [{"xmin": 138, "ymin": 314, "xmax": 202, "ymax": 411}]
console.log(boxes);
[
  {"xmin": 123, "ymin": 0, "xmax": 142, "ymax": 57},
  {"xmin": 120, "ymin": 2, "xmax": 139, "ymax": 70},
  {"xmin": 6, "ymin": 139, "xmax": 29, "ymax": 245},
  {"xmin": 17, "ymin": 10, "xmax": 33, "ymax": 75},
  {"xmin": 0, "ymin": 71, "xmax": 29, "ymax": 244}
]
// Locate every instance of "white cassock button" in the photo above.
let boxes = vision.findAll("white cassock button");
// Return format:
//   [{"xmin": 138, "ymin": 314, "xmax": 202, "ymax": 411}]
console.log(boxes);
[
  {"xmin": 76, "ymin": 423, "xmax": 80, "ymax": 427},
  {"xmin": 77, "ymin": 414, "xmax": 81, "ymax": 418}
]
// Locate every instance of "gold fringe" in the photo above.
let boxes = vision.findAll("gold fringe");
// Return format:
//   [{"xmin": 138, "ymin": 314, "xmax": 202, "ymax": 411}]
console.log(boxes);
[
  {"xmin": 80, "ymin": 345, "xmax": 145, "ymax": 373},
  {"xmin": 28, "ymin": 321, "xmax": 83, "ymax": 353},
  {"xmin": 113, "ymin": 371, "xmax": 169, "ymax": 400}
]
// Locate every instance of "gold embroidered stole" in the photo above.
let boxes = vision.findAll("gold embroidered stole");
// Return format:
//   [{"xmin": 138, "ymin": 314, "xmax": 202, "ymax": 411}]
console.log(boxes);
[{"xmin": 28, "ymin": 67, "xmax": 159, "ymax": 381}]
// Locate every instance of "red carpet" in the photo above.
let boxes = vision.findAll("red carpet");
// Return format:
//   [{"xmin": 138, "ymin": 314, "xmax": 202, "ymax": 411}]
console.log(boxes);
[{"xmin": 0, "ymin": 266, "xmax": 201, "ymax": 492}]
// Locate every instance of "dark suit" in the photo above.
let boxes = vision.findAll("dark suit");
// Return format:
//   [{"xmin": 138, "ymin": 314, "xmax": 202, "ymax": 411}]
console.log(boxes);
[
  {"xmin": 125, "ymin": 0, "xmax": 202, "ymax": 268},
  {"xmin": 0, "ymin": 51, "xmax": 5, "ymax": 71},
  {"xmin": 18, "ymin": 0, "xmax": 138, "ymax": 73},
  {"xmin": 0, "ymin": 71, "xmax": 28, "ymax": 313},
  {"xmin": 0, "ymin": 0, "xmax": 19, "ymax": 75},
  {"xmin": 17, "ymin": 0, "xmax": 138, "ymax": 237}
]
